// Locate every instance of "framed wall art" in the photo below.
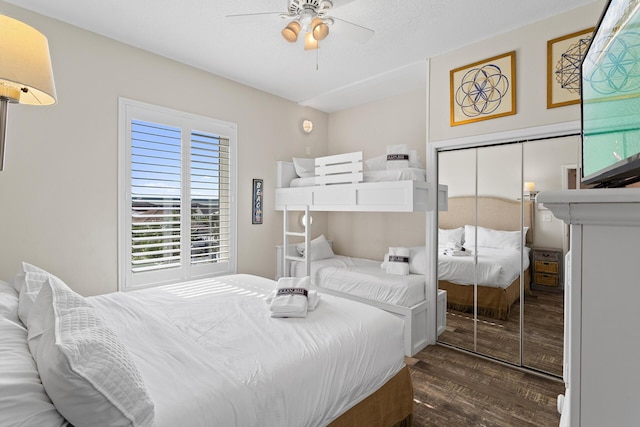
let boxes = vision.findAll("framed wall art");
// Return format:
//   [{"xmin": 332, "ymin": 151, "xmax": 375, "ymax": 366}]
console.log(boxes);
[
  {"xmin": 252, "ymin": 178, "xmax": 263, "ymax": 224},
  {"xmin": 450, "ymin": 51, "xmax": 516, "ymax": 126},
  {"xmin": 547, "ymin": 27, "xmax": 594, "ymax": 109}
]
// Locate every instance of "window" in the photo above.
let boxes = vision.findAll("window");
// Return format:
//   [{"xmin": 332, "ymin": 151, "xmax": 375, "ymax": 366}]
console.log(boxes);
[{"xmin": 118, "ymin": 99, "xmax": 236, "ymax": 290}]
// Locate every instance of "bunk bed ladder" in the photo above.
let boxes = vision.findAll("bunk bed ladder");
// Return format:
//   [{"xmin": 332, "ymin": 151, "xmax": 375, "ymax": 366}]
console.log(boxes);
[{"xmin": 282, "ymin": 205, "xmax": 311, "ymax": 278}]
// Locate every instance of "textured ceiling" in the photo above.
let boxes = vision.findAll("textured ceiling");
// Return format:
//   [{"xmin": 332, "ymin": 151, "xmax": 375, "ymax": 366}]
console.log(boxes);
[{"xmin": 6, "ymin": 0, "xmax": 599, "ymax": 112}]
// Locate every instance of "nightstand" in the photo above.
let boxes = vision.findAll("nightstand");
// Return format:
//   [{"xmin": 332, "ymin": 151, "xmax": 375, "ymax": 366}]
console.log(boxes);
[{"xmin": 531, "ymin": 247, "xmax": 563, "ymax": 292}]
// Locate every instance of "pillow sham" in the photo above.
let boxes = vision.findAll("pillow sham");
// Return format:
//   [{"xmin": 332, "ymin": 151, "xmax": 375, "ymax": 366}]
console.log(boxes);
[
  {"xmin": 17, "ymin": 262, "xmax": 63, "ymax": 326},
  {"xmin": 296, "ymin": 234, "xmax": 335, "ymax": 261},
  {"xmin": 27, "ymin": 277, "xmax": 155, "ymax": 427},
  {"xmin": 292, "ymin": 157, "xmax": 315, "ymax": 178},
  {"xmin": 464, "ymin": 225, "xmax": 528, "ymax": 250},
  {"xmin": 439, "ymin": 227, "xmax": 465, "ymax": 247},
  {"xmin": 0, "ymin": 280, "xmax": 20, "ymax": 324},
  {"xmin": 386, "ymin": 144, "xmax": 410, "ymax": 170},
  {"xmin": 0, "ymin": 316, "xmax": 68, "ymax": 426}
]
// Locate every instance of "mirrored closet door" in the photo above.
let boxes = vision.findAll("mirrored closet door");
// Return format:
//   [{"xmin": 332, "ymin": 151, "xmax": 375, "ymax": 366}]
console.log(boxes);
[{"xmin": 436, "ymin": 135, "xmax": 579, "ymax": 376}]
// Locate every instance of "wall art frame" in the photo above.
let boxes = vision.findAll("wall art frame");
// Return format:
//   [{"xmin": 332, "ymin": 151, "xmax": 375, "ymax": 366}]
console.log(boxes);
[
  {"xmin": 547, "ymin": 27, "xmax": 595, "ymax": 109},
  {"xmin": 252, "ymin": 178, "xmax": 263, "ymax": 224},
  {"xmin": 450, "ymin": 51, "xmax": 516, "ymax": 126}
]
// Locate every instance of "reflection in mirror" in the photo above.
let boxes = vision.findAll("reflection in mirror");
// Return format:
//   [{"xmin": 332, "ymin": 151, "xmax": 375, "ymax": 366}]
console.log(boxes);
[
  {"xmin": 436, "ymin": 136, "xmax": 578, "ymax": 377},
  {"xmin": 522, "ymin": 136, "xmax": 578, "ymax": 376},
  {"xmin": 474, "ymin": 143, "xmax": 523, "ymax": 365},
  {"xmin": 437, "ymin": 148, "xmax": 477, "ymax": 353}
]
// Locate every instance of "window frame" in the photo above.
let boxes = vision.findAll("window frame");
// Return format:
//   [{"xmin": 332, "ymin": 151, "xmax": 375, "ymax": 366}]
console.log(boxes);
[{"xmin": 118, "ymin": 98, "xmax": 237, "ymax": 291}]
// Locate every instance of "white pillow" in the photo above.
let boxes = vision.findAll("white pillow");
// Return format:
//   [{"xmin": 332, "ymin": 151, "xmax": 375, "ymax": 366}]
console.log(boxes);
[
  {"xmin": 408, "ymin": 246, "xmax": 427, "ymax": 275},
  {"xmin": 409, "ymin": 150, "xmax": 424, "ymax": 169},
  {"xmin": 17, "ymin": 262, "xmax": 62, "ymax": 326},
  {"xmin": 292, "ymin": 157, "xmax": 315, "ymax": 178},
  {"xmin": 27, "ymin": 277, "xmax": 155, "ymax": 427},
  {"xmin": 0, "ymin": 316, "xmax": 68, "ymax": 427},
  {"xmin": 0, "ymin": 280, "xmax": 20, "ymax": 325},
  {"xmin": 439, "ymin": 227, "xmax": 465, "ymax": 247},
  {"xmin": 365, "ymin": 155, "xmax": 386, "ymax": 171},
  {"xmin": 295, "ymin": 234, "xmax": 335, "ymax": 261},
  {"xmin": 386, "ymin": 144, "xmax": 410, "ymax": 170},
  {"xmin": 464, "ymin": 225, "xmax": 528, "ymax": 250}
]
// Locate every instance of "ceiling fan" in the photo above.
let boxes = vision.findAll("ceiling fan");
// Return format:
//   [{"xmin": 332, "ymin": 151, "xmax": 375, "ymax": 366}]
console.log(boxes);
[{"xmin": 227, "ymin": 0, "xmax": 374, "ymax": 50}]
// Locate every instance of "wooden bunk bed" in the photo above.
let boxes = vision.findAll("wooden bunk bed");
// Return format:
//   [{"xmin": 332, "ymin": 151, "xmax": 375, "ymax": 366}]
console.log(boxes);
[
  {"xmin": 275, "ymin": 151, "xmax": 448, "ymax": 357},
  {"xmin": 438, "ymin": 196, "xmax": 533, "ymax": 320}
]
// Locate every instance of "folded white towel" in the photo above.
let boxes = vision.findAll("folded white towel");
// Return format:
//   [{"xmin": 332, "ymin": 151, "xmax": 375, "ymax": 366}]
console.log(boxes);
[
  {"xmin": 270, "ymin": 276, "xmax": 310, "ymax": 318},
  {"xmin": 267, "ymin": 289, "xmax": 321, "ymax": 311},
  {"xmin": 446, "ymin": 241, "xmax": 462, "ymax": 251},
  {"xmin": 385, "ymin": 247, "xmax": 410, "ymax": 275},
  {"xmin": 442, "ymin": 248, "xmax": 471, "ymax": 257}
]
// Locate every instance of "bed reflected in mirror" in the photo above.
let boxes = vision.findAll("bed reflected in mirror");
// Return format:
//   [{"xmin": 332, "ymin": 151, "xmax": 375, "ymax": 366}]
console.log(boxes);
[{"xmin": 436, "ymin": 136, "xmax": 577, "ymax": 377}]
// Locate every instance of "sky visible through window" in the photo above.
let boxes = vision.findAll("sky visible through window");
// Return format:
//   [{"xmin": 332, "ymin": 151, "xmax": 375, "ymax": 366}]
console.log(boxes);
[{"xmin": 131, "ymin": 119, "xmax": 222, "ymax": 200}]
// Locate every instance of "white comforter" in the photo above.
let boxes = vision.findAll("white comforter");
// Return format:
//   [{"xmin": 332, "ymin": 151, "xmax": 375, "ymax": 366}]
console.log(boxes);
[
  {"xmin": 438, "ymin": 247, "xmax": 530, "ymax": 288},
  {"xmin": 89, "ymin": 274, "xmax": 405, "ymax": 427},
  {"xmin": 292, "ymin": 255, "xmax": 426, "ymax": 307}
]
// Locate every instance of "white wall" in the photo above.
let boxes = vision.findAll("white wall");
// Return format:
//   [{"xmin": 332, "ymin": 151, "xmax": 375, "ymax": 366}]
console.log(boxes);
[
  {"xmin": 0, "ymin": 1, "xmax": 328, "ymax": 295},
  {"xmin": 428, "ymin": 0, "xmax": 605, "ymax": 143},
  {"xmin": 326, "ymin": 89, "xmax": 427, "ymax": 260}
]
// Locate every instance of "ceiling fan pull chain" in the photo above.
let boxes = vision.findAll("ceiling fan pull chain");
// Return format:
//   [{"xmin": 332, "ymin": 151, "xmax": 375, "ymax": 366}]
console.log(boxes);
[{"xmin": 316, "ymin": 41, "xmax": 319, "ymax": 70}]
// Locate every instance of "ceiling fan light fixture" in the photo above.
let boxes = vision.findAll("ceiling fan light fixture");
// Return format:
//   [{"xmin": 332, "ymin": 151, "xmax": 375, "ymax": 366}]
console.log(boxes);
[
  {"xmin": 304, "ymin": 31, "xmax": 318, "ymax": 50},
  {"xmin": 311, "ymin": 17, "xmax": 329, "ymax": 41},
  {"xmin": 281, "ymin": 20, "xmax": 301, "ymax": 42}
]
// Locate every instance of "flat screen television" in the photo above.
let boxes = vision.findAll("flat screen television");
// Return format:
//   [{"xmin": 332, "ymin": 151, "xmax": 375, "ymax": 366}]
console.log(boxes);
[{"xmin": 581, "ymin": 0, "xmax": 640, "ymax": 187}]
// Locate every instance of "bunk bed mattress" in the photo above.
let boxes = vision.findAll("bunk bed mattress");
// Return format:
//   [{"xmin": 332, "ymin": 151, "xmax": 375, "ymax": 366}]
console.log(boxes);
[
  {"xmin": 89, "ymin": 274, "xmax": 406, "ymax": 426},
  {"xmin": 291, "ymin": 255, "xmax": 426, "ymax": 307},
  {"xmin": 290, "ymin": 168, "xmax": 426, "ymax": 187},
  {"xmin": 438, "ymin": 246, "xmax": 530, "ymax": 287}
]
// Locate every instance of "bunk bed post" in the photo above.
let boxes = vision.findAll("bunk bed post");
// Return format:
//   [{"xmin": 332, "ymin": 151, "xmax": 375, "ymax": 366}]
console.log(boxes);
[{"xmin": 303, "ymin": 205, "xmax": 310, "ymax": 277}]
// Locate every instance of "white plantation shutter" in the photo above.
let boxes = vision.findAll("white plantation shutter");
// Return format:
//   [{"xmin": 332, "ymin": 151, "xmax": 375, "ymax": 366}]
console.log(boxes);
[{"xmin": 119, "ymin": 99, "xmax": 237, "ymax": 290}]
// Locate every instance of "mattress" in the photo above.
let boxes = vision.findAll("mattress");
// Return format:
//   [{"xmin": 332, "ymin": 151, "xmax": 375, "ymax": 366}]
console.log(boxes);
[
  {"xmin": 88, "ymin": 274, "xmax": 405, "ymax": 427},
  {"xmin": 291, "ymin": 255, "xmax": 426, "ymax": 307},
  {"xmin": 438, "ymin": 246, "xmax": 530, "ymax": 288},
  {"xmin": 290, "ymin": 167, "xmax": 426, "ymax": 187}
]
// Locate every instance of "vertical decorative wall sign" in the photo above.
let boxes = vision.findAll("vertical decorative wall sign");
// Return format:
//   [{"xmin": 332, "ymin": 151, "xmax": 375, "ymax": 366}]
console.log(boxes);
[
  {"xmin": 450, "ymin": 51, "xmax": 516, "ymax": 126},
  {"xmin": 252, "ymin": 178, "xmax": 263, "ymax": 224},
  {"xmin": 547, "ymin": 28, "xmax": 594, "ymax": 109}
]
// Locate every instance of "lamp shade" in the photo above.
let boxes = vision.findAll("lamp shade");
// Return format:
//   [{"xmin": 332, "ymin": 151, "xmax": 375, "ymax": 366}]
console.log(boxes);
[
  {"xmin": 524, "ymin": 181, "xmax": 536, "ymax": 192},
  {"xmin": 304, "ymin": 32, "xmax": 318, "ymax": 50},
  {"xmin": 0, "ymin": 15, "xmax": 56, "ymax": 105},
  {"xmin": 281, "ymin": 21, "xmax": 301, "ymax": 43},
  {"xmin": 311, "ymin": 18, "xmax": 329, "ymax": 41}
]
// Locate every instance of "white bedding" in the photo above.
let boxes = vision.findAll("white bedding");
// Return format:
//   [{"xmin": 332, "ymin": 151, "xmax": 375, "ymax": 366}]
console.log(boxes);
[
  {"xmin": 291, "ymin": 255, "xmax": 426, "ymax": 307},
  {"xmin": 438, "ymin": 246, "xmax": 530, "ymax": 288},
  {"xmin": 89, "ymin": 274, "xmax": 405, "ymax": 427},
  {"xmin": 290, "ymin": 167, "xmax": 426, "ymax": 187}
]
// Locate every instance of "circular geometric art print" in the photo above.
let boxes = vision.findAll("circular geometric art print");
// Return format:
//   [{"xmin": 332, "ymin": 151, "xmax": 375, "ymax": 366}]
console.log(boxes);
[
  {"xmin": 455, "ymin": 64, "xmax": 510, "ymax": 118},
  {"xmin": 583, "ymin": 31, "xmax": 640, "ymax": 96}
]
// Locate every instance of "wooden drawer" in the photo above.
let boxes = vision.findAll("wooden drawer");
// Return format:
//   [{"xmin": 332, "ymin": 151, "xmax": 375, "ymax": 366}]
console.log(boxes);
[
  {"xmin": 534, "ymin": 273, "xmax": 559, "ymax": 287},
  {"xmin": 535, "ymin": 260, "xmax": 559, "ymax": 274}
]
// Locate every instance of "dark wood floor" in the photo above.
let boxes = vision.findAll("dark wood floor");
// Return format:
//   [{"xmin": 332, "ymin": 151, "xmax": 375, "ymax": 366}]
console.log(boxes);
[
  {"xmin": 437, "ymin": 289, "xmax": 564, "ymax": 376},
  {"xmin": 407, "ymin": 345, "xmax": 564, "ymax": 427}
]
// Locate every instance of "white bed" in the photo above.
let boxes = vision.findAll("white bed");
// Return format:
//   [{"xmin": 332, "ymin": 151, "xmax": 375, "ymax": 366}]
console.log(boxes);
[
  {"xmin": 438, "ymin": 246, "xmax": 530, "ymax": 288},
  {"xmin": 291, "ymin": 255, "xmax": 426, "ymax": 307},
  {"xmin": 1, "ymin": 264, "xmax": 413, "ymax": 427},
  {"xmin": 275, "ymin": 152, "xmax": 447, "ymax": 212}
]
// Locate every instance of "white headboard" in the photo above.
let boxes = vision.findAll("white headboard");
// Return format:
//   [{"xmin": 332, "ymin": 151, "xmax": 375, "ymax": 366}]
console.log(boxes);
[{"xmin": 276, "ymin": 161, "xmax": 297, "ymax": 188}]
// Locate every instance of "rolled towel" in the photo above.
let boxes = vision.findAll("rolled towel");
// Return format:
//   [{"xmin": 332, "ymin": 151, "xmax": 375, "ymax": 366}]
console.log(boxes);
[
  {"xmin": 385, "ymin": 247, "xmax": 410, "ymax": 275},
  {"xmin": 267, "ymin": 289, "xmax": 321, "ymax": 311},
  {"xmin": 386, "ymin": 144, "xmax": 410, "ymax": 170},
  {"xmin": 442, "ymin": 248, "xmax": 472, "ymax": 257},
  {"xmin": 270, "ymin": 276, "xmax": 310, "ymax": 318}
]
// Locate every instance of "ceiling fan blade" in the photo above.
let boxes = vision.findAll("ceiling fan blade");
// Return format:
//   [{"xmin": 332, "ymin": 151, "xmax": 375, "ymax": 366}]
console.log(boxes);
[
  {"xmin": 226, "ymin": 12, "xmax": 287, "ymax": 24},
  {"xmin": 330, "ymin": 17, "xmax": 374, "ymax": 44}
]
